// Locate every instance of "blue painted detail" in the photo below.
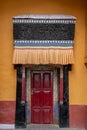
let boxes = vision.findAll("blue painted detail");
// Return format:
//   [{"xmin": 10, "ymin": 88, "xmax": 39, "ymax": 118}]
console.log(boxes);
[
  {"xmin": 14, "ymin": 42, "xmax": 74, "ymax": 47},
  {"xmin": 54, "ymin": 102, "xmax": 59, "ymax": 118},
  {"xmin": 26, "ymin": 102, "xmax": 30, "ymax": 123}
]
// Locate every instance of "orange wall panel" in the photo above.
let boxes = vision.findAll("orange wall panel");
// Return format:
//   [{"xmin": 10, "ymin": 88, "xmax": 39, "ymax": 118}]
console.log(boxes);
[{"xmin": 0, "ymin": 0, "xmax": 87, "ymax": 104}]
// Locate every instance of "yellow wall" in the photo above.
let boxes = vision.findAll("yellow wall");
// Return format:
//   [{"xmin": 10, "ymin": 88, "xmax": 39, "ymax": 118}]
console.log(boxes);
[{"xmin": 0, "ymin": 0, "xmax": 87, "ymax": 104}]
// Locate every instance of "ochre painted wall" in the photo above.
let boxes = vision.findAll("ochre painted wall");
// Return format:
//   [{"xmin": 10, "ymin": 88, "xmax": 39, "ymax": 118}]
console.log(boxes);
[{"xmin": 0, "ymin": 0, "xmax": 87, "ymax": 104}]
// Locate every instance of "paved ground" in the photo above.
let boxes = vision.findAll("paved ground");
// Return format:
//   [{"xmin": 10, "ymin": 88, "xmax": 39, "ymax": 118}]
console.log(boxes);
[
  {"xmin": 27, "ymin": 125, "xmax": 85, "ymax": 130},
  {"xmin": 0, "ymin": 128, "xmax": 85, "ymax": 130},
  {"xmin": 1, "ymin": 125, "xmax": 85, "ymax": 130},
  {"xmin": 15, "ymin": 128, "xmax": 85, "ymax": 130}
]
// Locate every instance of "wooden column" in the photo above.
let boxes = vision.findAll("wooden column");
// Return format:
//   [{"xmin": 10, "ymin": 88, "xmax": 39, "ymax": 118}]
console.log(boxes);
[
  {"xmin": 21, "ymin": 66, "xmax": 26, "ymax": 103},
  {"xmin": 59, "ymin": 65, "xmax": 69, "ymax": 128},
  {"xmin": 59, "ymin": 66, "xmax": 63, "ymax": 104},
  {"xmin": 15, "ymin": 65, "xmax": 26, "ymax": 128}
]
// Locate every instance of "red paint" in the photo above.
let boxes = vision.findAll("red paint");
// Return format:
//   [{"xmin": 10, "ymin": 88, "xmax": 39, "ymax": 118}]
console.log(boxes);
[
  {"xmin": 69, "ymin": 105, "xmax": 86, "ymax": 128},
  {"xmin": 59, "ymin": 68, "xmax": 63, "ymax": 103},
  {"xmin": 31, "ymin": 71, "xmax": 53, "ymax": 124},
  {"xmin": 21, "ymin": 77, "xmax": 26, "ymax": 102},
  {"xmin": 59, "ymin": 78, "xmax": 63, "ymax": 103},
  {"xmin": 85, "ymin": 106, "xmax": 87, "ymax": 129},
  {"xmin": 0, "ymin": 101, "xmax": 16, "ymax": 124},
  {"xmin": 21, "ymin": 67, "xmax": 26, "ymax": 102}
]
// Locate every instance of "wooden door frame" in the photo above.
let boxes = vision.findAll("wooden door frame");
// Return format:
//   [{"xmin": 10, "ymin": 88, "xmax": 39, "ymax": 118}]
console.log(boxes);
[
  {"xmin": 15, "ymin": 65, "xmax": 69, "ymax": 128},
  {"xmin": 25, "ymin": 66, "xmax": 60, "ymax": 125}
]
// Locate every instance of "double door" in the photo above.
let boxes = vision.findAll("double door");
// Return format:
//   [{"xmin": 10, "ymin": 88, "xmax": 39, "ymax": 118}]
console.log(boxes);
[{"xmin": 31, "ymin": 70, "xmax": 53, "ymax": 124}]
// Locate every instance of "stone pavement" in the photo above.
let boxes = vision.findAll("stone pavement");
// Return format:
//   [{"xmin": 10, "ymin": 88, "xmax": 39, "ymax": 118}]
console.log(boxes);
[
  {"xmin": 0, "ymin": 128, "xmax": 86, "ymax": 130},
  {"xmin": 14, "ymin": 128, "xmax": 85, "ymax": 130},
  {"xmin": 1, "ymin": 125, "xmax": 85, "ymax": 130}
]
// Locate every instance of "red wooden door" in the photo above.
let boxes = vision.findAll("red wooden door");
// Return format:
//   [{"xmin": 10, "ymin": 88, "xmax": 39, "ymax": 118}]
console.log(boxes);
[{"xmin": 31, "ymin": 71, "xmax": 53, "ymax": 124}]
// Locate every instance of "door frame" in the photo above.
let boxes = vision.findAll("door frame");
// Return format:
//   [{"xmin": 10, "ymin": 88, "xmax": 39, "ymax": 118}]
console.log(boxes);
[
  {"xmin": 15, "ymin": 65, "xmax": 69, "ymax": 128},
  {"xmin": 25, "ymin": 65, "xmax": 59, "ymax": 125}
]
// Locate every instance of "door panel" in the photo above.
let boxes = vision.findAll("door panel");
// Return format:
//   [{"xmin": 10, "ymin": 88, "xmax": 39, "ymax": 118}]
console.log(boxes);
[
  {"xmin": 32, "ymin": 108, "xmax": 42, "ymax": 123},
  {"xmin": 31, "ymin": 90, "xmax": 42, "ymax": 107},
  {"xmin": 31, "ymin": 71, "xmax": 53, "ymax": 124},
  {"xmin": 43, "ymin": 91, "xmax": 52, "ymax": 106},
  {"xmin": 43, "ymin": 73, "xmax": 52, "ymax": 89},
  {"xmin": 43, "ymin": 108, "xmax": 52, "ymax": 124},
  {"xmin": 32, "ymin": 73, "xmax": 41, "ymax": 89}
]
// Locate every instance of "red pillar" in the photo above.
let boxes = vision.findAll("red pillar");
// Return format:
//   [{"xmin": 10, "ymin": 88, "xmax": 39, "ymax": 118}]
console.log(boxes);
[
  {"xmin": 21, "ymin": 66, "xmax": 26, "ymax": 103},
  {"xmin": 59, "ymin": 66, "xmax": 63, "ymax": 104}
]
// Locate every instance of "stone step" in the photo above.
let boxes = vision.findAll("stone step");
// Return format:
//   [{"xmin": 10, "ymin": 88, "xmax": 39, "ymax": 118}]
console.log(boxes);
[
  {"xmin": 2, "ymin": 125, "xmax": 85, "ymax": 130},
  {"xmin": 1, "ymin": 125, "xmax": 85, "ymax": 130},
  {"xmin": 27, "ymin": 125, "xmax": 85, "ymax": 130},
  {"xmin": 27, "ymin": 128, "xmax": 85, "ymax": 130}
]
